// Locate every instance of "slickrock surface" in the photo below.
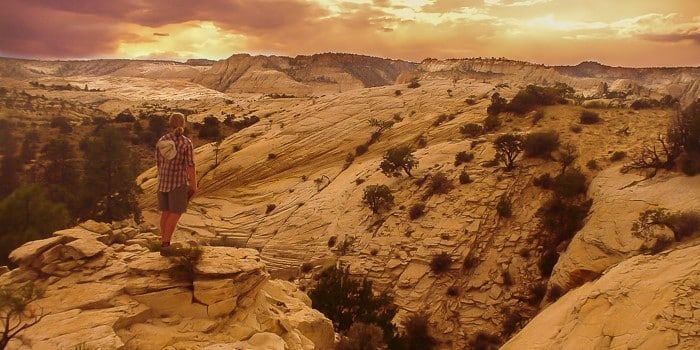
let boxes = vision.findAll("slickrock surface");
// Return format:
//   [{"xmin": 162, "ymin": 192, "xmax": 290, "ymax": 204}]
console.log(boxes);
[
  {"xmin": 2, "ymin": 221, "xmax": 334, "ymax": 350},
  {"xmin": 504, "ymin": 241, "xmax": 700, "ymax": 350},
  {"xmin": 551, "ymin": 168, "xmax": 700, "ymax": 291}
]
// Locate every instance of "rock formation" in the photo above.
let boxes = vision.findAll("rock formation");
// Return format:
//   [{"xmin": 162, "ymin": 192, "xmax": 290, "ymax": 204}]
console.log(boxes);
[
  {"xmin": 2, "ymin": 220, "xmax": 334, "ymax": 350},
  {"xmin": 504, "ymin": 241, "xmax": 700, "ymax": 349}
]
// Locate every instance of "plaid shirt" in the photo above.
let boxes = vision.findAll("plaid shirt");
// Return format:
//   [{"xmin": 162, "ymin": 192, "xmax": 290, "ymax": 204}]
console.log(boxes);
[{"xmin": 156, "ymin": 133, "xmax": 195, "ymax": 192}]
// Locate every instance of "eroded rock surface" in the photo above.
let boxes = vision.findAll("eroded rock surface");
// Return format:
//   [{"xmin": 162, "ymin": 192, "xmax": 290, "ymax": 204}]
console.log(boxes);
[
  {"xmin": 551, "ymin": 168, "xmax": 700, "ymax": 291},
  {"xmin": 504, "ymin": 241, "xmax": 700, "ymax": 350},
  {"xmin": 2, "ymin": 221, "xmax": 334, "ymax": 350}
]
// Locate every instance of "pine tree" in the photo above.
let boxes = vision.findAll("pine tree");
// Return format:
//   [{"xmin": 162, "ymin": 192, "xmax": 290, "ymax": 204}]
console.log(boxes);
[{"xmin": 80, "ymin": 126, "xmax": 141, "ymax": 222}]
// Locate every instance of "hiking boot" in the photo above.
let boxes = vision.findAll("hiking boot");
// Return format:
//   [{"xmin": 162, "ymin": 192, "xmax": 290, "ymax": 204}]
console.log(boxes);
[{"xmin": 159, "ymin": 245, "xmax": 172, "ymax": 257}]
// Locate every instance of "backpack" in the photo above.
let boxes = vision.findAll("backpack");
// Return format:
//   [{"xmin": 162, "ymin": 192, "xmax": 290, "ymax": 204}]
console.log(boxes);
[{"xmin": 157, "ymin": 139, "xmax": 177, "ymax": 161}]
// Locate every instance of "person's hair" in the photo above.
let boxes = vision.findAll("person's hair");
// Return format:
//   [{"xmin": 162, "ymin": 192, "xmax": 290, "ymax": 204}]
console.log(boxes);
[{"xmin": 169, "ymin": 113, "xmax": 186, "ymax": 135}]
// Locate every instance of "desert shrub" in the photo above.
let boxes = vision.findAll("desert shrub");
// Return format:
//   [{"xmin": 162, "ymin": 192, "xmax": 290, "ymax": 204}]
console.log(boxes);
[
  {"xmin": 454, "ymin": 151, "xmax": 474, "ymax": 166},
  {"xmin": 501, "ymin": 308, "xmax": 524, "ymax": 337},
  {"xmin": 337, "ymin": 322, "xmax": 386, "ymax": 350},
  {"xmin": 300, "ymin": 262, "xmax": 314, "ymax": 273},
  {"xmin": 416, "ymin": 135, "xmax": 428, "ymax": 148},
  {"xmin": 198, "ymin": 116, "xmax": 222, "ymax": 141},
  {"xmin": 548, "ymin": 284, "xmax": 563, "ymax": 302},
  {"xmin": 50, "ymin": 116, "xmax": 73, "ymax": 133},
  {"xmin": 610, "ymin": 151, "xmax": 627, "ymax": 162},
  {"xmin": 538, "ymin": 249, "xmax": 559, "ymax": 277},
  {"xmin": 309, "ymin": 266, "xmax": 398, "ymax": 344},
  {"xmin": 533, "ymin": 173, "xmax": 552, "ymax": 189},
  {"xmin": 355, "ymin": 144, "xmax": 369, "ymax": 156},
  {"xmin": 430, "ymin": 252, "xmax": 452, "ymax": 274},
  {"xmin": 465, "ymin": 98, "xmax": 477, "ymax": 105},
  {"xmin": 557, "ymin": 143, "xmax": 579, "ymax": 173},
  {"xmin": 380, "ymin": 146, "xmax": 418, "ymax": 177},
  {"xmin": 393, "ymin": 113, "xmax": 403, "ymax": 122},
  {"xmin": 680, "ymin": 156, "xmax": 700, "ymax": 175},
  {"xmin": 168, "ymin": 244, "xmax": 204, "ymax": 282},
  {"xmin": 114, "ymin": 112, "xmax": 136, "ymax": 123},
  {"xmin": 537, "ymin": 196, "xmax": 592, "ymax": 251},
  {"xmin": 486, "ymin": 92, "xmax": 507, "ymax": 116},
  {"xmin": 523, "ymin": 130, "xmax": 560, "ymax": 158},
  {"xmin": 469, "ymin": 332, "xmax": 501, "ymax": 350},
  {"xmin": 407, "ymin": 79, "xmax": 420, "ymax": 89},
  {"xmin": 459, "ymin": 169, "xmax": 472, "ymax": 184},
  {"xmin": 505, "ymin": 85, "xmax": 568, "ymax": 114},
  {"xmin": 552, "ymin": 168, "xmax": 587, "ymax": 198},
  {"xmin": 668, "ymin": 211, "xmax": 700, "ymax": 239},
  {"xmin": 446, "ymin": 286, "xmax": 460, "ymax": 297},
  {"xmin": 265, "ymin": 204, "xmax": 276, "ymax": 214},
  {"xmin": 328, "ymin": 236, "xmax": 337, "ymax": 248},
  {"xmin": 586, "ymin": 159, "xmax": 599, "ymax": 170},
  {"xmin": 355, "ymin": 178, "xmax": 366, "ymax": 185},
  {"xmin": 532, "ymin": 110, "xmax": 545, "ymax": 125},
  {"xmin": 224, "ymin": 115, "xmax": 260, "ymax": 131},
  {"xmin": 483, "ymin": 114, "xmax": 501, "ymax": 132},
  {"xmin": 493, "ymin": 134, "xmax": 524, "ymax": 171},
  {"xmin": 409, "ymin": 203, "xmax": 426, "ymax": 220},
  {"xmin": 398, "ymin": 313, "xmax": 437, "ymax": 350},
  {"xmin": 432, "ymin": 114, "xmax": 449, "ymax": 127},
  {"xmin": 632, "ymin": 209, "xmax": 700, "ymax": 242},
  {"xmin": 362, "ymin": 185, "xmax": 394, "ymax": 213},
  {"xmin": 460, "ymin": 123, "xmax": 483, "ymax": 138},
  {"xmin": 580, "ymin": 110, "xmax": 601, "ymax": 124},
  {"xmin": 394, "ymin": 90, "xmax": 402, "ymax": 96},
  {"xmin": 0, "ymin": 281, "xmax": 46, "ymax": 348},
  {"xmin": 570, "ymin": 125, "xmax": 582, "ymax": 133},
  {"xmin": 496, "ymin": 195, "xmax": 513, "ymax": 218},
  {"xmin": 426, "ymin": 172, "xmax": 453, "ymax": 196},
  {"xmin": 462, "ymin": 256, "xmax": 478, "ymax": 270},
  {"xmin": 528, "ymin": 282, "xmax": 547, "ymax": 306}
]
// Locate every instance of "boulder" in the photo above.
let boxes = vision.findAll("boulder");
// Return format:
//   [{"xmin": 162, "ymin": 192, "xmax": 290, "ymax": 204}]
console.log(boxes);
[
  {"xmin": 65, "ymin": 238, "xmax": 108, "ymax": 258},
  {"xmin": 9, "ymin": 236, "xmax": 65, "ymax": 265},
  {"xmin": 504, "ymin": 243, "xmax": 700, "ymax": 349},
  {"xmin": 550, "ymin": 168, "xmax": 700, "ymax": 291}
]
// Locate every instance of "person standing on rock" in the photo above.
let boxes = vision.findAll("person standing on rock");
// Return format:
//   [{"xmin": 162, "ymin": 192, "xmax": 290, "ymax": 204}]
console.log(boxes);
[{"xmin": 155, "ymin": 113, "xmax": 197, "ymax": 256}]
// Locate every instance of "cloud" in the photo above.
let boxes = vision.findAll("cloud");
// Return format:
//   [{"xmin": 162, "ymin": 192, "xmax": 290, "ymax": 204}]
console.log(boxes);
[
  {"xmin": 153, "ymin": 32, "xmax": 169, "ymax": 37},
  {"xmin": 421, "ymin": 0, "xmax": 484, "ymax": 13}
]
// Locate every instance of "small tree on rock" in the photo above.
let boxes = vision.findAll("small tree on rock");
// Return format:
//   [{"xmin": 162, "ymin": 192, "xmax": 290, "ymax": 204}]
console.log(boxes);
[
  {"xmin": 0, "ymin": 282, "xmax": 45, "ymax": 349},
  {"xmin": 493, "ymin": 134, "xmax": 524, "ymax": 171},
  {"xmin": 380, "ymin": 146, "xmax": 418, "ymax": 177},
  {"xmin": 362, "ymin": 185, "xmax": 394, "ymax": 213}
]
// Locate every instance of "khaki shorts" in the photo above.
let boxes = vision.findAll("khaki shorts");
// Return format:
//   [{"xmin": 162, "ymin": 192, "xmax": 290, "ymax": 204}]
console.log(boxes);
[{"xmin": 158, "ymin": 185, "xmax": 189, "ymax": 213}]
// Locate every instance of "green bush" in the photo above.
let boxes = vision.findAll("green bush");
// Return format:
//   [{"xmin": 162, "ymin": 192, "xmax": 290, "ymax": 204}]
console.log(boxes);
[
  {"xmin": 610, "ymin": 151, "xmax": 627, "ymax": 162},
  {"xmin": 486, "ymin": 93, "xmax": 507, "ymax": 116},
  {"xmin": 496, "ymin": 195, "xmax": 512, "ymax": 218},
  {"xmin": 198, "ymin": 116, "xmax": 222, "ymax": 141},
  {"xmin": 355, "ymin": 144, "xmax": 369, "ymax": 156},
  {"xmin": 580, "ymin": 110, "xmax": 601, "ymax": 124},
  {"xmin": 483, "ymin": 114, "xmax": 501, "ymax": 132},
  {"xmin": 362, "ymin": 185, "xmax": 394, "ymax": 213},
  {"xmin": 398, "ymin": 313, "xmax": 437, "ymax": 350},
  {"xmin": 337, "ymin": 322, "xmax": 386, "ymax": 350},
  {"xmin": 409, "ymin": 203, "xmax": 426, "ymax": 220},
  {"xmin": 493, "ymin": 134, "xmax": 523, "ymax": 170},
  {"xmin": 309, "ymin": 266, "xmax": 398, "ymax": 345},
  {"xmin": 460, "ymin": 123, "xmax": 483, "ymax": 138},
  {"xmin": 430, "ymin": 252, "xmax": 452, "ymax": 274},
  {"xmin": 505, "ymin": 85, "xmax": 568, "ymax": 115},
  {"xmin": 426, "ymin": 172, "xmax": 453, "ymax": 196},
  {"xmin": 552, "ymin": 168, "xmax": 588, "ymax": 198},
  {"xmin": 454, "ymin": 151, "xmax": 474, "ymax": 166},
  {"xmin": 523, "ymin": 130, "xmax": 560, "ymax": 158},
  {"xmin": 459, "ymin": 169, "xmax": 472, "ymax": 184},
  {"xmin": 380, "ymin": 146, "xmax": 418, "ymax": 177},
  {"xmin": 533, "ymin": 173, "xmax": 552, "ymax": 188},
  {"xmin": 537, "ymin": 196, "xmax": 592, "ymax": 248},
  {"xmin": 168, "ymin": 244, "xmax": 204, "ymax": 282},
  {"xmin": 0, "ymin": 185, "xmax": 69, "ymax": 266}
]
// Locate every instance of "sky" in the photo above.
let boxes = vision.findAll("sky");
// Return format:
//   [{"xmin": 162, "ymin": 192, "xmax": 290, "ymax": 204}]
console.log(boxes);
[{"xmin": 0, "ymin": 0, "xmax": 698, "ymax": 67}]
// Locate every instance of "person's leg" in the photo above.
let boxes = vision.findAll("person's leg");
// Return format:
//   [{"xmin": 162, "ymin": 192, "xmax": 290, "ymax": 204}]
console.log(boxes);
[
  {"xmin": 159, "ymin": 211, "xmax": 169, "ymax": 242},
  {"xmin": 162, "ymin": 212, "xmax": 182, "ymax": 244}
]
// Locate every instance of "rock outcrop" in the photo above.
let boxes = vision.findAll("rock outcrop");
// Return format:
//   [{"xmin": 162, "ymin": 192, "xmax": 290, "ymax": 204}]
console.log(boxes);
[
  {"xmin": 504, "ymin": 241, "xmax": 700, "ymax": 349},
  {"xmin": 1, "ymin": 221, "xmax": 334, "ymax": 350},
  {"xmin": 550, "ymin": 167, "xmax": 700, "ymax": 292}
]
